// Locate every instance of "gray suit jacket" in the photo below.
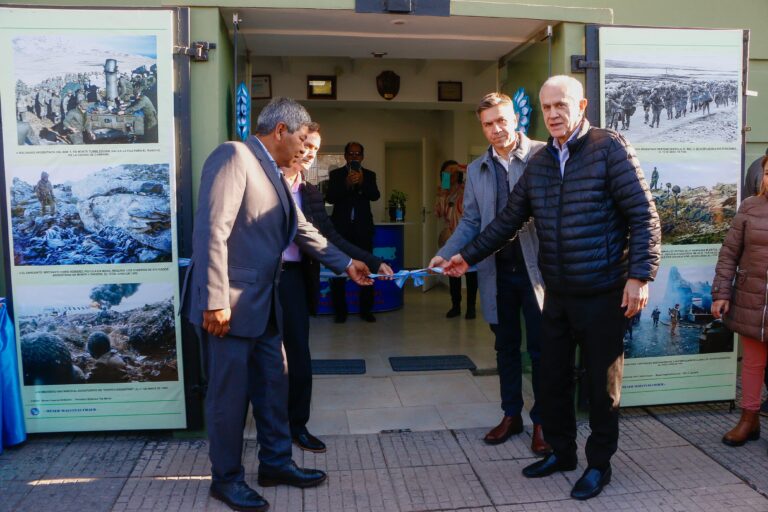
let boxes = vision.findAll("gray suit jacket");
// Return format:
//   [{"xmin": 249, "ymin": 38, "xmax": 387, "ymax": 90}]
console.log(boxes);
[
  {"xmin": 437, "ymin": 133, "xmax": 545, "ymax": 324},
  {"xmin": 183, "ymin": 136, "xmax": 350, "ymax": 338}
]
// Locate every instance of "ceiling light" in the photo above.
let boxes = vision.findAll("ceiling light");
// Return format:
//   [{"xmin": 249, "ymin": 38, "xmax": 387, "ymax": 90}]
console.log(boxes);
[
  {"xmin": 391, "ymin": 19, "xmax": 406, "ymax": 25},
  {"xmin": 371, "ymin": 52, "xmax": 388, "ymax": 58}
]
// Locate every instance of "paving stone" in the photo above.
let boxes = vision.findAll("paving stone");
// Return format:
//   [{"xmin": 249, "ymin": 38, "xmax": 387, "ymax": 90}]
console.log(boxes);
[
  {"xmin": 472, "ymin": 459, "xmax": 573, "ymax": 505},
  {"xmin": 130, "ymin": 439, "xmax": 210, "ymax": 478},
  {"xmin": 615, "ymin": 415, "xmax": 689, "ymax": 452},
  {"xmin": 669, "ymin": 483, "xmax": 768, "ymax": 511},
  {"xmin": 301, "ymin": 434, "xmax": 387, "ymax": 471},
  {"xmin": 565, "ymin": 449, "xmax": 663, "ymax": 497},
  {"xmin": 381, "ymin": 430, "xmax": 468, "ymax": 468},
  {"xmin": 652, "ymin": 406, "xmax": 736, "ymax": 446},
  {"xmin": 43, "ymin": 439, "xmax": 146, "ymax": 479},
  {"xmin": 112, "ymin": 476, "xmax": 225, "ymax": 512},
  {"xmin": 16, "ymin": 476, "xmax": 125, "ymax": 512},
  {"xmin": 0, "ymin": 479, "xmax": 33, "ymax": 512},
  {"xmin": 454, "ymin": 427, "xmax": 536, "ymax": 462},
  {"xmin": 389, "ymin": 464, "xmax": 491, "ymax": 511},
  {"xmin": 303, "ymin": 469, "xmax": 397, "ymax": 512},
  {"xmin": 0, "ymin": 441, "xmax": 68, "ymax": 480},
  {"xmin": 625, "ymin": 445, "xmax": 741, "ymax": 491}
]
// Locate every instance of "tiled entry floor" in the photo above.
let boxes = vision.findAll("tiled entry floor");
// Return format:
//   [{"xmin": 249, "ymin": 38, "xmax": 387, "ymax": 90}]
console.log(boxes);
[{"xmin": 248, "ymin": 284, "xmax": 535, "ymax": 436}]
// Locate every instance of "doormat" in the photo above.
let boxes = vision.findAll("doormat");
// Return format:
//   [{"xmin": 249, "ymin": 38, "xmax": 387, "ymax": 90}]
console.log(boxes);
[
  {"xmin": 312, "ymin": 359, "xmax": 366, "ymax": 375},
  {"xmin": 389, "ymin": 355, "xmax": 477, "ymax": 372}
]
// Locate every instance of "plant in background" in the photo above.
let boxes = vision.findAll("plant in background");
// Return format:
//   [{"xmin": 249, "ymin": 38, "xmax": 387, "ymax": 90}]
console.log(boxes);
[
  {"xmin": 388, "ymin": 189, "xmax": 408, "ymax": 221},
  {"xmin": 388, "ymin": 189, "xmax": 408, "ymax": 209}
]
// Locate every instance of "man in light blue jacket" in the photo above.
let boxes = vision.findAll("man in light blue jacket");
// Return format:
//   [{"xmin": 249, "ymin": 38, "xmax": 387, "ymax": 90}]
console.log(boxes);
[{"xmin": 430, "ymin": 92, "xmax": 548, "ymax": 455}]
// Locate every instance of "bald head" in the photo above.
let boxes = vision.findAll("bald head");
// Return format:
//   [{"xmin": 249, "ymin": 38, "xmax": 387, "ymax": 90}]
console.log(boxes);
[
  {"xmin": 541, "ymin": 75, "xmax": 584, "ymax": 103},
  {"xmin": 539, "ymin": 75, "xmax": 588, "ymax": 144}
]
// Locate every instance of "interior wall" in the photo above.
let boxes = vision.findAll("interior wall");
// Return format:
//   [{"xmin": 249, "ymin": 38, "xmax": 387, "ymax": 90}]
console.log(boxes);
[
  {"xmin": 250, "ymin": 56, "xmax": 497, "ymax": 106},
  {"xmin": 310, "ymin": 108, "xmax": 445, "ymax": 223}
]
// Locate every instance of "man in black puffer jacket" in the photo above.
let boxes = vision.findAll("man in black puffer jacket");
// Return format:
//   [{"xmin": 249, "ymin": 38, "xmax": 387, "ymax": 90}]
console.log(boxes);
[
  {"xmin": 280, "ymin": 123, "xmax": 392, "ymax": 455},
  {"xmin": 443, "ymin": 76, "xmax": 661, "ymax": 501}
]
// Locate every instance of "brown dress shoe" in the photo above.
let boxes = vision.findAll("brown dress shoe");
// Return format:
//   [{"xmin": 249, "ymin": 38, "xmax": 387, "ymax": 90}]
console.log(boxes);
[
  {"xmin": 484, "ymin": 415, "xmax": 523, "ymax": 445},
  {"xmin": 531, "ymin": 424, "xmax": 552, "ymax": 455},
  {"xmin": 722, "ymin": 408, "xmax": 760, "ymax": 446}
]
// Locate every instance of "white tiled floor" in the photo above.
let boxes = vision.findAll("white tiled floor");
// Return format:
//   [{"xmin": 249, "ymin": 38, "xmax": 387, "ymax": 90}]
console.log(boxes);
[
  {"xmin": 244, "ymin": 284, "xmax": 535, "ymax": 439},
  {"xmin": 302, "ymin": 284, "xmax": 535, "ymax": 435}
]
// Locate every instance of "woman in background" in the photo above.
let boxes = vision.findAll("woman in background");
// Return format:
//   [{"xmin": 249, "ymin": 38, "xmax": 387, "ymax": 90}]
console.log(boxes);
[
  {"xmin": 712, "ymin": 155, "xmax": 768, "ymax": 447},
  {"xmin": 436, "ymin": 160, "xmax": 477, "ymax": 319}
]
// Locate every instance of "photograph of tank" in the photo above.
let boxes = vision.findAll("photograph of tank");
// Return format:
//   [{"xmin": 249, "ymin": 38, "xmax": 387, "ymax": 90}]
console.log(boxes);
[
  {"xmin": 14, "ymin": 35, "xmax": 158, "ymax": 145},
  {"xmin": 16, "ymin": 282, "xmax": 178, "ymax": 386},
  {"xmin": 624, "ymin": 259, "xmax": 733, "ymax": 359},
  {"xmin": 10, "ymin": 163, "xmax": 172, "ymax": 265},
  {"xmin": 642, "ymin": 158, "xmax": 738, "ymax": 245},
  {"xmin": 602, "ymin": 52, "xmax": 739, "ymax": 145}
]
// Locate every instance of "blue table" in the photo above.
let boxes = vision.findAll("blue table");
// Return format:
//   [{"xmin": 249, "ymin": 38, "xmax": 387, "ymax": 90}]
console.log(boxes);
[{"xmin": 317, "ymin": 223, "xmax": 405, "ymax": 314}]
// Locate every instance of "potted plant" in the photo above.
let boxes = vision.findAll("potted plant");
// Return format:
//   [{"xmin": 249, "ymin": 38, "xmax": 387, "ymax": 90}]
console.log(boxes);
[{"xmin": 388, "ymin": 189, "xmax": 408, "ymax": 222}]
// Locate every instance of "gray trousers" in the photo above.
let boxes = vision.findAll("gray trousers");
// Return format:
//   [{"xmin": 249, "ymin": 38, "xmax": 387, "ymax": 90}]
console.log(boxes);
[{"xmin": 197, "ymin": 319, "xmax": 292, "ymax": 483}]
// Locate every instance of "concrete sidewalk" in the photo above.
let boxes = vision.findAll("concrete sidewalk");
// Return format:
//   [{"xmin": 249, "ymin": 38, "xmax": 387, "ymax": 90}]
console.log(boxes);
[{"xmin": 2, "ymin": 403, "xmax": 768, "ymax": 511}]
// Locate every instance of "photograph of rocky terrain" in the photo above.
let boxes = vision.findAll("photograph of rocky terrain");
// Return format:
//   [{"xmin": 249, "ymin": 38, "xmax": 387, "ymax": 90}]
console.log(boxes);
[
  {"xmin": 624, "ymin": 261, "xmax": 733, "ymax": 359},
  {"xmin": 14, "ymin": 35, "xmax": 159, "ymax": 145},
  {"xmin": 642, "ymin": 159, "xmax": 737, "ymax": 245},
  {"xmin": 10, "ymin": 163, "xmax": 172, "ymax": 265},
  {"xmin": 16, "ymin": 282, "xmax": 178, "ymax": 386},
  {"xmin": 602, "ymin": 54, "xmax": 739, "ymax": 145}
]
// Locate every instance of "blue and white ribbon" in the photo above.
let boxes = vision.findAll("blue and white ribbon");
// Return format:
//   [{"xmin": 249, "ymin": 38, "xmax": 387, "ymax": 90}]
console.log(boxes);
[{"xmin": 320, "ymin": 267, "xmax": 444, "ymax": 288}]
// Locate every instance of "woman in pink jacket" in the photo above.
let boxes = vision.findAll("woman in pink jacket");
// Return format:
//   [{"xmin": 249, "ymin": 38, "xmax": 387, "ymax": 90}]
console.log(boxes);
[{"xmin": 712, "ymin": 155, "xmax": 768, "ymax": 447}]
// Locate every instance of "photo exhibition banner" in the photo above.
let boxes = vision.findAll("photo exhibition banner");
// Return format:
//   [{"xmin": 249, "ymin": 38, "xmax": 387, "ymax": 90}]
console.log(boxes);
[
  {"xmin": 599, "ymin": 27, "xmax": 743, "ymax": 407},
  {"xmin": 0, "ymin": 8, "xmax": 186, "ymax": 432}
]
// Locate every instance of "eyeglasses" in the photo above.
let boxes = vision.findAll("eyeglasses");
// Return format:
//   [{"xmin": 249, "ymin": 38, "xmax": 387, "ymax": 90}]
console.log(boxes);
[{"xmin": 346, "ymin": 151, "xmax": 363, "ymax": 157}]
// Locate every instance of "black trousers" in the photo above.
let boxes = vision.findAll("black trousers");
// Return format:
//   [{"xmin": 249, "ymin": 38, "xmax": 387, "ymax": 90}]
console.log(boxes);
[
  {"xmin": 330, "ymin": 235, "xmax": 374, "ymax": 316},
  {"xmin": 278, "ymin": 263, "xmax": 313, "ymax": 435},
  {"xmin": 449, "ymin": 272, "xmax": 478, "ymax": 309},
  {"xmin": 539, "ymin": 288, "xmax": 626, "ymax": 469}
]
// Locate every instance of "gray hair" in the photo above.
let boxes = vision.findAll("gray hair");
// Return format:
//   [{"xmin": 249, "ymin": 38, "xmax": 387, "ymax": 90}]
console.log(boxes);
[
  {"xmin": 255, "ymin": 97, "xmax": 311, "ymax": 135},
  {"xmin": 541, "ymin": 75, "xmax": 584, "ymax": 102}
]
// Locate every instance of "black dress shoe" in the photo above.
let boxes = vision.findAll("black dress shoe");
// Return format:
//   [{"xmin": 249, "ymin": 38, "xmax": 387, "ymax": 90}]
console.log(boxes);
[
  {"xmin": 446, "ymin": 306, "xmax": 461, "ymax": 318},
  {"xmin": 570, "ymin": 466, "xmax": 611, "ymax": 500},
  {"xmin": 464, "ymin": 308, "xmax": 476, "ymax": 320},
  {"xmin": 257, "ymin": 461, "xmax": 327, "ymax": 488},
  {"xmin": 334, "ymin": 313, "xmax": 347, "ymax": 324},
  {"xmin": 209, "ymin": 481, "xmax": 269, "ymax": 512},
  {"xmin": 293, "ymin": 431, "xmax": 327, "ymax": 453},
  {"xmin": 522, "ymin": 453, "xmax": 577, "ymax": 478},
  {"xmin": 360, "ymin": 312, "xmax": 376, "ymax": 322}
]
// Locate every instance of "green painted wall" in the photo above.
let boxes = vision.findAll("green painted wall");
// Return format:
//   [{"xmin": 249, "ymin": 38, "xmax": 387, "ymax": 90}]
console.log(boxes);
[{"xmin": 189, "ymin": 7, "xmax": 233, "ymax": 211}]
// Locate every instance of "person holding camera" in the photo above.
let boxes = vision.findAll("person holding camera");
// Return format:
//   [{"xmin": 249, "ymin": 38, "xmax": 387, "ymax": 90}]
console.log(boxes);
[
  {"xmin": 435, "ymin": 160, "xmax": 478, "ymax": 319},
  {"xmin": 326, "ymin": 141, "xmax": 381, "ymax": 323}
]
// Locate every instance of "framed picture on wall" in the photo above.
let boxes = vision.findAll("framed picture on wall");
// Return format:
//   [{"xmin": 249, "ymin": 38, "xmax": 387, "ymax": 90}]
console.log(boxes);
[
  {"xmin": 438, "ymin": 81, "xmax": 462, "ymax": 102},
  {"xmin": 307, "ymin": 75, "xmax": 337, "ymax": 100},
  {"xmin": 251, "ymin": 74, "xmax": 272, "ymax": 99}
]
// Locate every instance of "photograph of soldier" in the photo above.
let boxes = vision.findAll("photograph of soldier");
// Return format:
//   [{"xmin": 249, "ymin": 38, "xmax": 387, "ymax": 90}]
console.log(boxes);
[
  {"xmin": 602, "ymin": 51, "xmax": 739, "ymax": 144},
  {"xmin": 643, "ymin": 158, "xmax": 737, "ymax": 245},
  {"xmin": 10, "ymin": 163, "xmax": 172, "ymax": 265},
  {"xmin": 12, "ymin": 35, "xmax": 158, "ymax": 145},
  {"xmin": 32, "ymin": 171, "xmax": 55, "ymax": 216},
  {"xmin": 16, "ymin": 282, "xmax": 178, "ymax": 386},
  {"xmin": 651, "ymin": 306, "xmax": 661, "ymax": 327},
  {"xmin": 623, "ymin": 259, "xmax": 733, "ymax": 359}
]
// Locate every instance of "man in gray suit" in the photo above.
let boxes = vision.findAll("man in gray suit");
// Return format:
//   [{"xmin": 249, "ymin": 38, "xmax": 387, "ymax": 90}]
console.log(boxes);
[
  {"xmin": 429, "ymin": 92, "xmax": 549, "ymax": 455},
  {"xmin": 183, "ymin": 97, "xmax": 372, "ymax": 512}
]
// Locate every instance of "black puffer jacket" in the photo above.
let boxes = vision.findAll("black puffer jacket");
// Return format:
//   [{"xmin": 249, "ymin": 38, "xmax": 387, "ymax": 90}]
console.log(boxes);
[
  {"xmin": 461, "ymin": 121, "xmax": 661, "ymax": 295},
  {"xmin": 299, "ymin": 179, "xmax": 382, "ymax": 314}
]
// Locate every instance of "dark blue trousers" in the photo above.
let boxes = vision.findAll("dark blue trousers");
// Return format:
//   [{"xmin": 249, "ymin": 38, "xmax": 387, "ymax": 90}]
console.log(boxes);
[
  {"xmin": 490, "ymin": 268, "xmax": 543, "ymax": 423},
  {"xmin": 197, "ymin": 315, "xmax": 292, "ymax": 483}
]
